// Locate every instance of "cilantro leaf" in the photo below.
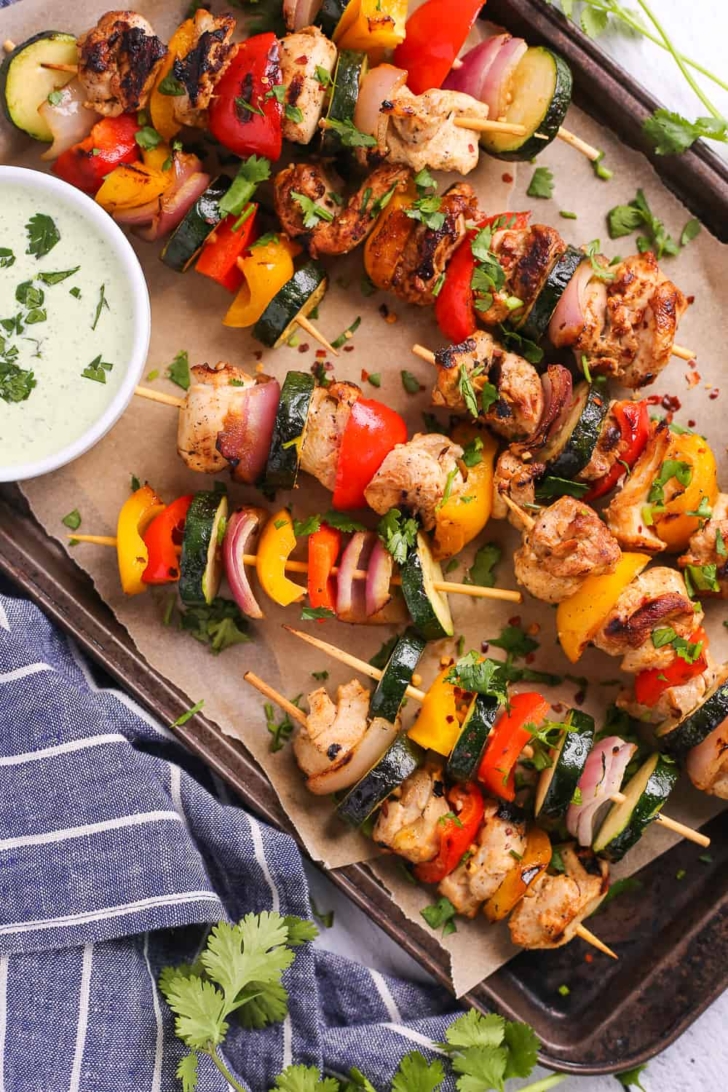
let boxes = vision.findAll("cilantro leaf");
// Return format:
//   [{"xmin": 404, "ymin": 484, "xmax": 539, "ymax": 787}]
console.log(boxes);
[
  {"xmin": 488, "ymin": 624, "xmax": 538, "ymax": 660},
  {"xmin": 391, "ymin": 1052, "xmax": 445, "ymax": 1092},
  {"xmin": 160, "ymin": 974, "xmax": 229, "ymax": 1050},
  {"xmin": 467, "ymin": 543, "xmax": 501, "ymax": 588},
  {"xmin": 617, "ymin": 1063, "xmax": 649, "ymax": 1091},
  {"xmin": 283, "ymin": 916, "xmax": 318, "ymax": 946},
  {"xmin": 378, "ymin": 508, "xmax": 419, "ymax": 565},
  {"xmin": 461, "ymin": 436, "xmax": 484, "ymax": 467},
  {"xmin": 322, "ymin": 510, "xmax": 366, "ymax": 532},
  {"xmin": 25, "ymin": 213, "xmax": 60, "ymax": 259},
  {"xmin": 293, "ymin": 514, "xmax": 322, "ymax": 538},
  {"xmin": 458, "ymin": 364, "xmax": 480, "ymax": 418},
  {"xmin": 406, "ymin": 195, "xmax": 445, "ymax": 231},
  {"xmin": 444, "ymin": 1011, "xmax": 505, "ymax": 1051},
  {"xmin": 292, "ymin": 192, "xmax": 335, "ymax": 229},
  {"xmin": 536, "ymin": 476, "xmax": 590, "ymax": 500},
  {"xmin": 176, "ymin": 1053, "xmax": 199, "ymax": 1092},
  {"xmin": 61, "ymin": 509, "xmax": 82, "ymax": 530},
  {"xmin": 401, "ymin": 369, "xmax": 422, "ymax": 394},
  {"xmin": 370, "ymin": 635, "xmax": 398, "ymax": 670},
  {"xmin": 644, "ymin": 109, "xmax": 727, "ymax": 155},
  {"xmin": 220, "ymin": 154, "xmax": 271, "ymax": 218},
  {"xmin": 421, "ymin": 896, "xmax": 458, "ymax": 934},
  {"xmin": 238, "ymin": 980, "xmax": 290, "ymax": 1029},
  {"xmin": 301, "ymin": 606, "xmax": 336, "ymax": 621},
  {"xmin": 680, "ymin": 218, "xmax": 701, "ymax": 247},
  {"xmin": 526, "ymin": 166, "xmax": 554, "ymax": 199},
  {"xmin": 0, "ymin": 248, "xmax": 15, "ymax": 269},
  {"xmin": 496, "ymin": 324, "xmax": 544, "ymax": 365},
  {"xmin": 272, "ymin": 1065, "xmax": 340, "ymax": 1092},
  {"xmin": 606, "ymin": 189, "xmax": 679, "ymax": 259},
  {"xmin": 179, "ymin": 597, "xmax": 251, "ymax": 654},
  {"xmin": 166, "ymin": 349, "xmax": 191, "ymax": 390},
  {"xmin": 446, "ymin": 654, "xmax": 509, "ymax": 704},
  {"xmin": 502, "ymin": 1022, "xmax": 539, "ymax": 1079},
  {"xmin": 451, "ymin": 1045, "xmax": 507, "ymax": 1092},
  {"xmin": 135, "ymin": 125, "xmax": 162, "ymax": 150},
  {"xmin": 324, "ymin": 116, "xmax": 376, "ymax": 148}
]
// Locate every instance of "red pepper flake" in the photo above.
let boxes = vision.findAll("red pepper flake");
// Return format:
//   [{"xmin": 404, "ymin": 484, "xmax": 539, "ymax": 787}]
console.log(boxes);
[
  {"xmin": 585, "ymin": 953, "xmax": 594, "ymax": 964},
  {"xmin": 508, "ymin": 616, "xmax": 521, "ymax": 627},
  {"xmin": 315, "ymin": 349, "xmax": 327, "ymax": 359},
  {"xmin": 687, "ymin": 295, "xmax": 695, "ymax": 305},
  {"xmin": 480, "ymin": 641, "xmax": 490, "ymax": 654},
  {"xmin": 574, "ymin": 690, "xmax": 586, "ymax": 706},
  {"xmin": 254, "ymin": 350, "xmax": 263, "ymax": 361},
  {"xmin": 662, "ymin": 394, "xmax": 681, "ymax": 412},
  {"xmin": 525, "ymin": 652, "xmax": 536, "ymax": 665},
  {"xmin": 378, "ymin": 303, "xmax": 390, "ymax": 319},
  {"xmin": 295, "ymin": 54, "xmax": 309, "ymax": 64},
  {"xmin": 688, "ymin": 419, "xmax": 696, "ymax": 428},
  {"xmin": 645, "ymin": 394, "xmax": 662, "ymax": 405},
  {"xmin": 710, "ymin": 389, "xmax": 720, "ymax": 400},
  {"xmin": 361, "ymin": 369, "xmax": 370, "ymax": 382},
  {"xmin": 445, "ymin": 715, "xmax": 455, "ymax": 724},
  {"xmin": 502, "ymin": 172, "xmax": 513, "ymax": 183},
  {"xmin": 344, "ymin": 344, "xmax": 355, "ymax": 352},
  {"xmin": 686, "ymin": 371, "xmax": 701, "ymax": 388},
  {"xmin": 298, "ymin": 343, "xmax": 310, "ymax": 353},
  {"xmin": 550, "ymin": 702, "xmax": 565, "ymax": 714}
]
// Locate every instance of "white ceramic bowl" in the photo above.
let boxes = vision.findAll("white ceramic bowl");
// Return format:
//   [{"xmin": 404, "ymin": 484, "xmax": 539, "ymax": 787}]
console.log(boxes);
[{"xmin": 0, "ymin": 165, "xmax": 151, "ymax": 482}]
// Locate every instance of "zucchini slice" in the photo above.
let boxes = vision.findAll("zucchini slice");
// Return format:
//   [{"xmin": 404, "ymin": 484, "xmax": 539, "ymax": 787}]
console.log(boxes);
[
  {"xmin": 253, "ymin": 262, "xmax": 328, "ymax": 349},
  {"xmin": 447, "ymin": 694, "xmax": 501, "ymax": 783},
  {"xmin": 519, "ymin": 246, "xmax": 583, "ymax": 341},
  {"xmin": 593, "ymin": 753, "xmax": 679, "ymax": 861},
  {"xmin": 263, "ymin": 370, "xmax": 315, "ymax": 492},
  {"xmin": 539, "ymin": 381, "xmax": 609, "ymax": 480},
  {"xmin": 369, "ymin": 628, "xmax": 426, "ymax": 724},
  {"xmin": 160, "ymin": 175, "xmax": 232, "ymax": 273},
  {"xmin": 317, "ymin": 0, "xmax": 349, "ymax": 38},
  {"xmin": 534, "ymin": 709, "xmax": 594, "ymax": 819},
  {"xmin": 0, "ymin": 31, "xmax": 78, "ymax": 142},
  {"xmin": 337, "ymin": 734, "xmax": 422, "ymax": 828},
  {"xmin": 400, "ymin": 532, "xmax": 454, "ymax": 641},
  {"xmin": 478, "ymin": 46, "xmax": 573, "ymax": 162},
  {"xmin": 179, "ymin": 490, "xmax": 228, "ymax": 606},
  {"xmin": 321, "ymin": 50, "xmax": 368, "ymax": 156},
  {"xmin": 658, "ymin": 673, "xmax": 728, "ymax": 756}
]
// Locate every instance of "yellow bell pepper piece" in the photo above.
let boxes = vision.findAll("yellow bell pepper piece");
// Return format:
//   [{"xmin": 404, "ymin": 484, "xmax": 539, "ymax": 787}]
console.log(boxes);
[
  {"xmin": 223, "ymin": 239, "xmax": 300, "ymax": 328},
  {"xmin": 334, "ymin": 0, "xmax": 407, "ymax": 52},
  {"xmin": 149, "ymin": 18, "xmax": 198, "ymax": 141},
  {"xmin": 556, "ymin": 552, "xmax": 651, "ymax": 664},
  {"xmin": 363, "ymin": 181, "xmax": 417, "ymax": 291},
  {"xmin": 408, "ymin": 665, "xmax": 462, "ymax": 755},
  {"xmin": 483, "ymin": 827, "xmax": 552, "ymax": 922},
  {"xmin": 653, "ymin": 431, "xmax": 719, "ymax": 552},
  {"xmin": 256, "ymin": 510, "xmax": 306, "ymax": 607},
  {"xmin": 116, "ymin": 484, "xmax": 165, "ymax": 596},
  {"xmin": 434, "ymin": 424, "xmax": 498, "ymax": 559},
  {"xmin": 141, "ymin": 143, "xmax": 173, "ymax": 173},
  {"xmin": 95, "ymin": 163, "xmax": 171, "ymax": 213}
]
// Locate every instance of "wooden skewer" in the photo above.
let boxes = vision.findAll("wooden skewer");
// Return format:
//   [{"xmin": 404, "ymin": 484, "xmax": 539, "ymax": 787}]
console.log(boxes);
[
  {"xmin": 3, "ymin": 40, "xmax": 17, "ymax": 53},
  {"xmin": 556, "ymin": 127, "xmax": 601, "ymax": 161},
  {"xmin": 243, "ymin": 671, "xmax": 309, "ymax": 728},
  {"xmin": 453, "ymin": 117, "xmax": 529, "ymax": 137},
  {"xmin": 672, "ymin": 344, "xmax": 697, "ymax": 361},
  {"xmin": 574, "ymin": 925, "xmax": 618, "ymax": 960},
  {"xmin": 233, "ymin": 257, "xmax": 339, "ymax": 356},
  {"xmin": 412, "ymin": 344, "xmax": 436, "ymax": 366},
  {"xmin": 41, "ymin": 61, "xmax": 78, "ymax": 73},
  {"xmin": 135, "ymin": 385, "xmax": 186, "ymax": 409},
  {"xmin": 609, "ymin": 791, "xmax": 710, "ymax": 847}
]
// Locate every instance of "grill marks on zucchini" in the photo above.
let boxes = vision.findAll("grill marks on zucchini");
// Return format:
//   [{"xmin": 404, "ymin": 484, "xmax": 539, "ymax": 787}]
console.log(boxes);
[
  {"xmin": 658, "ymin": 675, "xmax": 728, "ymax": 756},
  {"xmin": 369, "ymin": 628, "xmax": 426, "ymax": 724},
  {"xmin": 337, "ymin": 734, "xmax": 422, "ymax": 827},
  {"xmin": 534, "ymin": 709, "xmax": 594, "ymax": 819},
  {"xmin": 593, "ymin": 753, "xmax": 679, "ymax": 861},
  {"xmin": 253, "ymin": 261, "xmax": 328, "ymax": 349},
  {"xmin": 179, "ymin": 490, "xmax": 228, "ymax": 605},
  {"xmin": 264, "ymin": 370, "xmax": 315, "ymax": 492},
  {"xmin": 161, "ymin": 175, "xmax": 232, "ymax": 272},
  {"xmin": 520, "ymin": 246, "xmax": 582, "ymax": 342},
  {"xmin": 540, "ymin": 381, "xmax": 609, "ymax": 480}
]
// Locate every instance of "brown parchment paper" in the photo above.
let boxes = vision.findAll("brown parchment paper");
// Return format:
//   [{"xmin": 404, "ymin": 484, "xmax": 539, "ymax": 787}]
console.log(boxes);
[{"xmin": 2, "ymin": 0, "xmax": 727, "ymax": 997}]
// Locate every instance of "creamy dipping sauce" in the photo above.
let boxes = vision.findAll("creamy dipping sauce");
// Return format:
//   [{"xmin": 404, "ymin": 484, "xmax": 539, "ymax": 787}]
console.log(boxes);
[{"xmin": 0, "ymin": 181, "xmax": 136, "ymax": 471}]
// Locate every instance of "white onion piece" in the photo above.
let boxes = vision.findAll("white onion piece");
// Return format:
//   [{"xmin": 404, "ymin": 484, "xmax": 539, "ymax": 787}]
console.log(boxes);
[
  {"xmin": 306, "ymin": 717, "xmax": 398, "ymax": 795},
  {"xmin": 224, "ymin": 508, "xmax": 267, "ymax": 620},
  {"xmin": 336, "ymin": 532, "xmax": 378, "ymax": 623},
  {"xmin": 216, "ymin": 378, "xmax": 280, "ymax": 484},
  {"xmin": 442, "ymin": 34, "xmax": 509, "ymax": 98},
  {"xmin": 354, "ymin": 65, "xmax": 408, "ymax": 149},
  {"xmin": 481, "ymin": 36, "xmax": 528, "ymax": 121},
  {"xmin": 365, "ymin": 539, "xmax": 393, "ymax": 617},
  {"xmin": 283, "ymin": 0, "xmax": 323, "ymax": 31},
  {"xmin": 39, "ymin": 80, "xmax": 98, "ymax": 161},
  {"xmin": 548, "ymin": 260, "xmax": 592, "ymax": 347},
  {"xmin": 566, "ymin": 737, "xmax": 637, "ymax": 847}
]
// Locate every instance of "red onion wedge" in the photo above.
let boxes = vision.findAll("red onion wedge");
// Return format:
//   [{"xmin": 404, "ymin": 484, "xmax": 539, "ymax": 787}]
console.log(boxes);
[
  {"xmin": 336, "ymin": 532, "xmax": 378, "ymax": 623},
  {"xmin": 224, "ymin": 507, "xmax": 268, "ymax": 620},
  {"xmin": 365, "ymin": 538, "xmax": 393, "ymax": 617},
  {"xmin": 442, "ymin": 34, "xmax": 510, "ymax": 99},
  {"xmin": 38, "ymin": 80, "xmax": 98, "ymax": 161},
  {"xmin": 129, "ymin": 152, "xmax": 208, "ymax": 242},
  {"xmin": 566, "ymin": 737, "xmax": 637, "ymax": 846},
  {"xmin": 515, "ymin": 364, "xmax": 572, "ymax": 458},
  {"xmin": 548, "ymin": 259, "xmax": 591, "ymax": 348},
  {"xmin": 354, "ymin": 65, "xmax": 408, "ymax": 149},
  {"xmin": 306, "ymin": 717, "xmax": 398, "ymax": 795},
  {"xmin": 481, "ymin": 36, "xmax": 528, "ymax": 120},
  {"xmin": 216, "ymin": 377, "xmax": 281, "ymax": 485},
  {"xmin": 283, "ymin": 0, "xmax": 322, "ymax": 31}
]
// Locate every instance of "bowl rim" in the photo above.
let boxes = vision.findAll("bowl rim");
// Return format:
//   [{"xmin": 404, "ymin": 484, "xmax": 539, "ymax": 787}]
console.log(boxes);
[{"xmin": 0, "ymin": 164, "xmax": 151, "ymax": 483}]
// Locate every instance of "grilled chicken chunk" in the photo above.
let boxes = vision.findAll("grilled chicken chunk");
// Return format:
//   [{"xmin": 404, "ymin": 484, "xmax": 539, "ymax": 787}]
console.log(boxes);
[
  {"xmin": 604, "ymin": 420, "xmax": 670, "ymax": 553},
  {"xmin": 381, "ymin": 88, "xmax": 488, "ymax": 176},
  {"xmin": 592, "ymin": 566, "xmax": 702, "ymax": 671},
  {"xmin": 476, "ymin": 225, "xmax": 565, "ymax": 327},
  {"xmin": 492, "ymin": 451, "xmax": 545, "ymax": 528},
  {"xmin": 293, "ymin": 679, "xmax": 371, "ymax": 777},
  {"xmin": 279, "ymin": 26, "xmax": 337, "ymax": 144},
  {"xmin": 373, "ymin": 762, "xmax": 451, "ymax": 864},
  {"xmin": 364, "ymin": 433, "xmax": 466, "ymax": 531},
  {"xmin": 77, "ymin": 11, "xmax": 167, "ymax": 116},
  {"xmin": 509, "ymin": 846, "xmax": 608, "ymax": 949},
  {"xmin": 273, "ymin": 162, "xmax": 412, "ymax": 257},
  {"xmin": 170, "ymin": 10, "xmax": 236, "ymax": 128},
  {"xmin": 299, "ymin": 382, "xmax": 361, "ymax": 492},
  {"xmin": 177, "ymin": 362, "xmax": 257, "ymax": 475},
  {"xmin": 438, "ymin": 802, "xmax": 527, "ymax": 918},
  {"xmin": 576, "ymin": 400, "xmax": 626, "ymax": 484},
  {"xmin": 686, "ymin": 706, "xmax": 728, "ymax": 799},
  {"xmin": 514, "ymin": 497, "xmax": 621, "ymax": 603},
  {"xmin": 679, "ymin": 493, "xmax": 728, "ymax": 598},
  {"xmin": 432, "ymin": 331, "xmax": 544, "ymax": 442}
]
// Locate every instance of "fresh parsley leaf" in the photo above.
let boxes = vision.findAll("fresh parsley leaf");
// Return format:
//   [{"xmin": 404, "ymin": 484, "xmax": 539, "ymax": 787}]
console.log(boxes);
[
  {"xmin": 401, "ymin": 369, "xmax": 422, "ymax": 394},
  {"xmin": 300, "ymin": 606, "xmax": 336, "ymax": 621},
  {"xmin": 179, "ymin": 597, "xmax": 251, "ymax": 654},
  {"xmin": 467, "ymin": 543, "xmax": 501, "ymax": 588},
  {"xmin": 324, "ymin": 116, "xmax": 376, "ymax": 148},
  {"xmin": 167, "ymin": 349, "xmax": 191, "ymax": 390},
  {"xmin": 38, "ymin": 266, "xmax": 80, "ymax": 285},
  {"xmin": 25, "ymin": 213, "xmax": 60, "ymax": 259},
  {"xmin": 526, "ymin": 166, "xmax": 554, "ymax": 199},
  {"xmin": 219, "ymin": 155, "xmax": 271, "ymax": 218},
  {"xmin": 61, "ymin": 509, "xmax": 82, "ymax": 530},
  {"xmin": 377, "ymin": 508, "xmax": 419, "ymax": 565}
]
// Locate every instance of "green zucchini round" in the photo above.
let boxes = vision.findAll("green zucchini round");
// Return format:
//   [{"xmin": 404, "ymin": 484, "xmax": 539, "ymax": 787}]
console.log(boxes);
[
  {"xmin": 534, "ymin": 709, "xmax": 594, "ymax": 819},
  {"xmin": 593, "ymin": 753, "xmax": 679, "ymax": 861},
  {"xmin": 337, "ymin": 734, "xmax": 423, "ymax": 828},
  {"xmin": 400, "ymin": 532, "xmax": 454, "ymax": 641},
  {"xmin": 253, "ymin": 261, "xmax": 328, "ymax": 349},
  {"xmin": 447, "ymin": 694, "xmax": 501, "ymax": 783},
  {"xmin": 519, "ymin": 246, "xmax": 583, "ymax": 341},
  {"xmin": 316, "ymin": 0, "xmax": 349, "ymax": 38},
  {"xmin": 658, "ymin": 675, "xmax": 728, "ymax": 756},
  {"xmin": 478, "ymin": 46, "xmax": 573, "ymax": 162},
  {"xmin": 541, "ymin": 381, "xmax": 609, "ymax": 480},
  {"xmin": 263, "ymin": 370, "xmax": 315, "ymax": 492},
  {"xmin": 369, "ymin": 628, "xmax": 426, "ymax": 724},
  {"xmin": 0, "ymin": 31, "xmax": 78, "ymax": 142},
  {"xmin": 160, "ymin": 175, "xmax": 232, "ymax": 273},
  {"xmin": 321, "ymin": 50, "xmax": 368, "ymax": 156},
  {"xmin": 179, "ymin": 490, "xmax": 228, "ymax": 606}
]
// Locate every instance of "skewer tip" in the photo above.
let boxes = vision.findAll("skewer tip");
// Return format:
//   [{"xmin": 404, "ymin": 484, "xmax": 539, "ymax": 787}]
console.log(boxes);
[{"xmin": 575, "ymin": 924, "xmax": 618, "ymax": 960}]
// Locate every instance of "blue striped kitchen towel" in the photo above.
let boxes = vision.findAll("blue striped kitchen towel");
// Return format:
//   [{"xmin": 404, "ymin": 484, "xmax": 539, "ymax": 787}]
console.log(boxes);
[{"xmin": 0, "ymin": 586, "xmax": 460, "ymax": 1092}]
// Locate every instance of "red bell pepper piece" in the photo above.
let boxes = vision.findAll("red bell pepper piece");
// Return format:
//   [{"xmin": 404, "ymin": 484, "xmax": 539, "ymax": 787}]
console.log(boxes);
[
  {"xmin": 208, "ymin": 33, "xmax": 283, "ymax": 161},
  {"xmin": 393, "ymin": 0, "xmax": 484, "ymax": 95},
  {"xmin": 195, "ymin": 207, "xmax": 258, "ymax": 292},
  {"xmin": 585, "ymin": 400, "xmax": 650, "ymax": 501},
  {"xmin": 332, "ymin": 397, "xmax": 408, "ymax": 510},
  {"xmin": 414, "ymin": 782, "xmax": 485, "ymax": 885},
  {"xmin": 435, "ymin": 212, "xmax": 531, "ymax": 344},
  {"xmin": 478, "ymin": 692, "xmax": 551, "ymax": 802},
  {"xmin": 53, "ymin": 115, "xmax": 140, "ymax": 195},
  {"xmin": 142, "ymin": 494, "xmax": 193, "ymax": 585},
  {"xmin": 307, "ymin": 523, "xmax": 342, "ymax": 617},
  {"xmin": 633, "ymin": 628, "xmax": 708, "ymax": 708}
]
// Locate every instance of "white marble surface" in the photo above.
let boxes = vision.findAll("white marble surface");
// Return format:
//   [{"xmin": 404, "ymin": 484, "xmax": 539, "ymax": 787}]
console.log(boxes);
[{"xmin": 308, "ymin": 4, "xmax": 728, "ymax": 1087}]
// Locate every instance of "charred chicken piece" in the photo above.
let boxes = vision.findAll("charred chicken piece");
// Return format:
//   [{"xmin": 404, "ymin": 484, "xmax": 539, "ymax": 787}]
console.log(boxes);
[
  {"xmin": 686, "ymin": 701, "xmax": 728, "ymax": 799},
  {"xmin": 509, "ymin": 846, "xmax": 608, "ymax": 950},
  {"xmin": 293, "ymin": 679, "xmax": 371, "ymax": 778},
  {"xmin": 476, "ymin": 224, "xmax": 566, "ymax": 327},
  {"xmin": 380, "ymin": 88, "xmax": 488, "ymax": 176},
  {"xmin": 77, "ymin": 10, "xmax": 167, "ymax": 116},
  {"xmin": 431, "ymin": 330, "xmax": 544, "ymax": 442},
  {"xmin": 373, "ymin": 762, "xmax": 451, "ymax": 864},
  {"xmin": 679, "ymin": 494, "xmax": 728, "ymax": 598},
  {"xmin": 177, "ymin": 362, "xmax": 257, "ymax": 475},
  {"xmin": 492, "ymin": 450, "xmax": 545, "ymax": 528},
  {"xmin": 438, "ymin": 802, "xmax": 527, "ymax": 918},
  {"xmin": 364, "ymin": 432, "xmax": 467, "ymax": 531},
  {"xmin": 576, "ymin": 400, "xmax": 627, "ymax": 484},
  {"xmin": 273, "ymin": 162, "xmax": 412, "ymax": 257},
  {"xmin": 514, "ymin": 496, "xmax": 621, "ymax": 603},
  {"xmin": 604, "ymin": 419, "xmax": 671, "ymax": 553},
  {"xmin": 170, "ymin": 10, "xmax": 236, "ymax": 128},
  {"xmin": 299, "ymin": 382, "xmax": 361, "ymax": 492},
  {"xmin": 279, "ymin": 26, "xmax": 337, "ymax": 144}
]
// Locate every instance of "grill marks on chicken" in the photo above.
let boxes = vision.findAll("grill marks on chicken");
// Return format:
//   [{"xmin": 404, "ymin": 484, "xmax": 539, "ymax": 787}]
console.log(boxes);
[
  {"xmin": 392, "ymin": 182, "xmax": 479, "ymax": 305},
  {"xmin": 373, "ymin": 762, "xmax": 451, "ymax": 864},
  {"xmin": 593, "ymin": 567, "xmax": 701, "ymax": 668},
  {"xmin": 679, "ymin": 493, "xmax": 728, "ymax": 598},
  {"xmin": 299, "ymin": 382, "xmax": 360, "ymax": 492},
  {"xmin": 477, "ymin": 224, "xmax": 565, "ymax": 327},
  {"xmin": 364, "ymin": 432, "xmax": 467, "ymax": 531},
  {"xmin": 279, "ymin": 27, "xmax": 337, "ymax": 145},
  {"xmin": 509, "ymin": 846, "xmax": 608, "ymax": 949},
  {"xmin": 177, "ymin": 361, "xmax": 256, "ymax": 475},
  {"xmin": 492, "ymin": 451, "xmax": 545, "ymax": 527},
  {"xmin": 604, "ymin": 419, "xmax": 671, "ymax": 553},
  {"xmin": 171, "ymin": 10, "xmax": 236, "ymax": 127},
  {"xmin": 380, "ymin": 88, "xmax": 488, "ymax": 176},
  {"xmin": 78, "ymin": 11, "xmax": 167, "ymax": 116},
  {"xmin": 438, "ymin": 802, "xmax": 527, "ymax": 918}
]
